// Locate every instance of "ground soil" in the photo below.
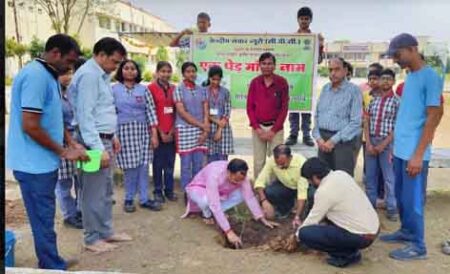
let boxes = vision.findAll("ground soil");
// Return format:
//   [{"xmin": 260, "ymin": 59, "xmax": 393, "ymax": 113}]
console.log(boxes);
[{"xmin": 4, "ymin": 93, "xmax": 450, "ymax": 273}]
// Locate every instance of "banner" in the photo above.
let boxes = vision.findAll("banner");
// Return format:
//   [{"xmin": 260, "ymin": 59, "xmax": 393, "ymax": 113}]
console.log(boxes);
[{"xmin": 190, "ymin": 33, "xmax": 318, "ymax": 111}]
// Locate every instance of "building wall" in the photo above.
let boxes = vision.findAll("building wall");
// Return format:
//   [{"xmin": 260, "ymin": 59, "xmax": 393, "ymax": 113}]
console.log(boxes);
[{"xmin": 5, "ymin": 0, "xmax": 176, "ymax": 77}]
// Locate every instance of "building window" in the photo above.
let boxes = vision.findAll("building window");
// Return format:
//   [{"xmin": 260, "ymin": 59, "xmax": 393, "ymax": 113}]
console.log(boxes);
[
  {"xmin": 98, "ymin": 15, "xmax": 111, "ymax": 30},
  {"xmin": 121, "ymin": 22, "xmax": 127, "ymax": 32},
  {"xmin": 29, "ymin": 6, "xmax": 34, "ymax": 12},
  {"xmin": 38, "ymin": 8, "xmax": 43, "ymax": 14},
  {"xmin": 115, "ymin": 21, "xmax": 121, "ymax": 32}
]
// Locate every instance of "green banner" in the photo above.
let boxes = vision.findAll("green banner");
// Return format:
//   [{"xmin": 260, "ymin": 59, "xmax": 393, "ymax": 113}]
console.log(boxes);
[{"xmin": 190, "ymin": 33, "xmax": 318, "ymax": 111}]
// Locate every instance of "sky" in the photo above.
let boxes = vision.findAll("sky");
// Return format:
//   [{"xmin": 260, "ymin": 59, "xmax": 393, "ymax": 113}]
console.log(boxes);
[{"xmin": 132, "ymin": 0, "xmax": 450, "ymax": 43}]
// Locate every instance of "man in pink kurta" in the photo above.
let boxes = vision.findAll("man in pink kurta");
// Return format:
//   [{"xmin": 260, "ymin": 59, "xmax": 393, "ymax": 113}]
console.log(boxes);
[{"xmin": 182, "ymin": 159, "xmax": 278, "ymax": 247}]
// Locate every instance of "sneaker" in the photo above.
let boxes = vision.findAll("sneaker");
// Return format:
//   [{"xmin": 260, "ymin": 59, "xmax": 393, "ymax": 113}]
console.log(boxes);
[
  {"xmin": 154, "ymin": 193, "xmax": 166, "ymax": 203},
  {"xmin": 441, "ymin": 240, "xmax": 450, "ymax": 255},
  {"xmin": 140, "ymin": 200, "xmax": 162, "ymax": 211},
  {"xmin": 389, "ymin": 245, "xmax": 427, "ymax": 261},
  {"xmin": 379, "ymin": 230, "xmax": 412, "ymax": 244},
  {"xmin": 123, "ymin": 200, "xmax": 136, "ymax": 213},
  {"xmin": 285, "ymin": 135, "xmax": 298, "ymax": 146},
  {"xmin": 302, "ymin": 136, "xmax": 315, "ymax": 147},
  {"xmin": 386, "ymin": 212, "xmax": 399, "ymax": 222},
  {"xmin": 326, "ymin": 251, "xmax": 362, "ymax": 268},
  {"xmin": 64, "ymin": 216, "xmax": 83, "ymax": 229},
  {"xmin": 165, "ymin": 192, "xmax": 178, "ymax": 202}
]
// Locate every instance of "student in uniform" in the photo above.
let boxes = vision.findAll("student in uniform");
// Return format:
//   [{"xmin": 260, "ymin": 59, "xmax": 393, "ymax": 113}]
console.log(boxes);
[
  {"xmin": 174, "ymin": 62, "xmax": 210, "ymax": 194},
  {"xmin": 148, "ymin": 61, "xmax": 178, "ymax": 203},
  {"xmin": 204, "ymin": 66, "xmax": 234, "ymax": 163}
]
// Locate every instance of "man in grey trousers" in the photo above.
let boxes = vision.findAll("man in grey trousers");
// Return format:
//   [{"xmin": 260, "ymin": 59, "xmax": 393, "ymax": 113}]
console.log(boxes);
[{"xmin": 70, "ymin": 37, "xmax": 131, "ymax": 253}]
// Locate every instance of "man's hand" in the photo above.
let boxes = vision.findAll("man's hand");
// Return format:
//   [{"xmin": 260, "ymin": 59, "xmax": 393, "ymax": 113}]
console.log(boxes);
[
  {"xmin": 261, "ymin": 200, "xmax": 275, "ymax": 220},
  {"xmin": 112, "ymin": 137, "xmax": 121, "ymax": 154},
  {"xmin": 265, "ymin": 130, "xmax": 276, "ymax": 142},
  {"xmin": 292, "ymin": 216, "xmax": 302, "ymax": 229},
  {"xmin": 255, "ymin": 128, "xmax": 267, "ymax": 141},
  {"xmin": 366, "ymin": 142, "xmax": 377, "ymax": 155},
  {"xmin": 407, "ymin": 154, "xmax": 423, "ymax": 177},
  {"xmin": 62, "ymin": 148, "xmax": 89, "ymax": 162},
  {"xmin": 101, "ymin": 151, "xmax": 111, "ymax": 169},
  {"xmin": 322, "ymin": 140, "xmax": 335, "ymax": 153},
  {"xmin": 226, "ymin": 230, "xmax": 242, "ymax": 249},
  {"xmin": 182, "ymin": 28, "xmax": 193, "ymax": 35},
  {"xmin": 260, "ymin": 218, "xmax": 280, "ymax": 229}
]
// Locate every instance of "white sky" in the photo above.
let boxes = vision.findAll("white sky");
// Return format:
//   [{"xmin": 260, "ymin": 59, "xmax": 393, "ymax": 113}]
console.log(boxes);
[{"xmin": 132, "ymin": 0, "xmax": 450, "ymax": 43}]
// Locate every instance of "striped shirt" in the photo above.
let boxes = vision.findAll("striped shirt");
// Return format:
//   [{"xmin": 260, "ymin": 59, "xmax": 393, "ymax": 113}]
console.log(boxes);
[
  {"xmin": 312, "ymin": 80, "xmax": 363, "ymax": 144},
  {"xmin": 368, "ymin": 91, "xmax": 399, "ymax": 138}
]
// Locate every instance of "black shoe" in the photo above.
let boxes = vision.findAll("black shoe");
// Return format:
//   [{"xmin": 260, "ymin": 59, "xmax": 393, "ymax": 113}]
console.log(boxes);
[
  {"xmin": 140, "ymin": 200, "xmax": 162, "ymax": 211},
  {"xmin": 64, "ymin": 216, "xmax": 83, "ymax": 229},
  {"xmin": 303, "ymin": 136, "xmax": 315, "ymax": 147},
  {"xmin": 326, "ymin": 251, "xmax": 362, "ymax": 268},
  {"xmin": 285, "ymin": 135, "xmax": 298, "ymax": 146},
  {"xmin": 123, "ymin": 200, "xmax": 136, "ymax": 213},
  {"xmin": 75, "ymin": 211, "xmax": 82, "ymax": 222},
  {"xmin": 154, "ymin": 193, "xmax": 166, "ymax": 203},
  {"xmin": 165, "ymin": 192, "xmax": 178, "ymax": 202}
]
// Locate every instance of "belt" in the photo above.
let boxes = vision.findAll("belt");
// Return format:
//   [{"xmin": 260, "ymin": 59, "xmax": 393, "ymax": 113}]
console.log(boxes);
[
  {"xmin": 99, "ymin": 133, "xmax": 114, "ymax": 140},
  {"xmin": 260, "ymin": 121, "xmax": 275, "ymax": 127}
]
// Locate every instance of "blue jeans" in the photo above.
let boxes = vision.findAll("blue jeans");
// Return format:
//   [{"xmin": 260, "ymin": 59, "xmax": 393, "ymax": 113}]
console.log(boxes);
[
  {"xmin": 153, "ymin": 141, "xmax": 176, "ymax": 196},
  {"xmin": 298, "ymin": 223, "xmax": 374, "ymax": 258},
  {"xmin": 365, "ymin": 137, "xmax": 397, "ymax": 213},
  {"xmin": 288, "ymin": 112, "xmax": 311, "ymax": 137},
  {"xmin": 180, "ymin": 151, "xmax": 205, "ymax": 190},
  {"xmin": 13, "ymin": 170, "xmax": 67, "ymax": 270},
  {"xmin": 207, "ymin": 153, "xmax": 228, "ymax": 164},
  {"xmin": 394, "ymin": 157, "xmax": 429, "ymax": 251},
  {"xmin": 55, "ymin": 176, "xmax": 80, "ymax": 220},
  {"xmin": 124, "ymin": 164, "xmax": 149, "ymax": 204}
]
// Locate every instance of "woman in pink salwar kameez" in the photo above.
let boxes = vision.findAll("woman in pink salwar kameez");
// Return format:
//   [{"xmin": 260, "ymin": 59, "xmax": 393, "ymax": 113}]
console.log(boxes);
[{"xmin": 182, "ymin": 158, "xmax": 278, "ymax": 247}]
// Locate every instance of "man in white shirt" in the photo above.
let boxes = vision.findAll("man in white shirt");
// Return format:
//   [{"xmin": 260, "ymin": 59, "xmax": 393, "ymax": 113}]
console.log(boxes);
[{"xmin": 296, "ymin": 157, "xmax": 379, "ymax": 268}]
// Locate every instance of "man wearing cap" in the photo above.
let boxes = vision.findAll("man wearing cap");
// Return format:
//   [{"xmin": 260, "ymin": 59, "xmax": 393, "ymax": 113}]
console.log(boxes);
[
  {"xmin": 312, "ymin": 58, "xmax": 362, "ymax": 176},
  {"xmin": 296, "ymin": 157, "xmax": 379, "ymax": 268},
  {"xmin": 379, "ymin": 33, "xmax": 444, "ymax": 261}
]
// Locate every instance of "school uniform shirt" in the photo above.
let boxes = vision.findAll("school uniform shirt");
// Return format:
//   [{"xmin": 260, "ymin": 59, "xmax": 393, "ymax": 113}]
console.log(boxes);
[
  {"xmin": 148, "ymin": 80, "xmax": 176, "ymax": 135},
  {"xmin": 367, "ymin": 90, "xmax": 400, "ymax": 138},
  {"xmin": 7, "ymin": 59, "xmax": 64, "ymax": 173},
  {"xmin": 301, "ymin": 170, "xmax": 380, "ymax": 235},
  {"xmin": 58, "ymin": 89, "xmax": 77, "ymax": 180},
  {"xmin": 112, "ymin": 82, "xmax": 158, "ymax": 169},
  {"xmin": 206, "ymin": 85, "xmax": 234, "ymax": 155}
]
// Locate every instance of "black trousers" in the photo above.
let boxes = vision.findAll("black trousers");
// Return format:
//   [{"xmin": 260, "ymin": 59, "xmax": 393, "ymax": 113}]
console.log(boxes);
[
  {"xmin": 318, "ymin": 129, "xmax": 356, "ymax": 176},
  {"xmin": 264, "ymin": 180, "xmax": 297, "ymax": 215},
  {"xmin": 298, "ymin": 223, "xmax": 375, "ymax": 258}
]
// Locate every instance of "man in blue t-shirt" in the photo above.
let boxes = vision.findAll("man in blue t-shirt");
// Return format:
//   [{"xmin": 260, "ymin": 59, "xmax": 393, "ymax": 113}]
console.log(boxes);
[
  {"xmin": 379, "ymin": 33, "xmax": 444, "ymax": 261},
  {"xmin": 6, "ymin": 34, "xmax": 87, "ymax": 270}
]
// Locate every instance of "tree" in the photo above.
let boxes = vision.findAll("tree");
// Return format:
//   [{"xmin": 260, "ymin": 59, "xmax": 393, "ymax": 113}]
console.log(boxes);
[
  {"xmin": 175, "ymin": 50, "xmax": 187, "ymax": 69},
  {"xmin": 28, "ymin": 36, "xmax": 45, "ymax": 59},
  {"xmin": 155, "ymin": 46, "xmax": 169, "ymax": 63},
  {"xmin": 6, "ymin": 38, "xmax": 28, "ymax": 68},
  {"xmin": 35, "ymin": 0, "xmax": 116, "ymax": 35}
]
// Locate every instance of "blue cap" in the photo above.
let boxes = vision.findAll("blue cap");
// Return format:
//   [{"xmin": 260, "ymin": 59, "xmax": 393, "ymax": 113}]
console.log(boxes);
[{"xmin": 387, "ymin": 33, "xmax": 418, "ymax": 57}]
